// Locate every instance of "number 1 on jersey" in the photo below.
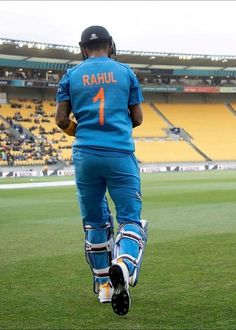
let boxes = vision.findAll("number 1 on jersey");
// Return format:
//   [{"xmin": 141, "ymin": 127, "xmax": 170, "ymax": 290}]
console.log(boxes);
[{"xmin": 93, "ymin": 87, "xmax": 105, "ymax": 126}]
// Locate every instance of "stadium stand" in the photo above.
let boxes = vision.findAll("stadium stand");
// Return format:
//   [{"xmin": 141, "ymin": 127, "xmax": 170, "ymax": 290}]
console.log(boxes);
[
  {"xmin": 155, "ymin": 103, "xmax": 236, "ymax": 161},
  {"xmin": 1, "ymin": 99, "xmax": 236, "ymax": 165},
  {"xmin": 132, "ymin": 103, "xmax": 168, "ymax": 138},
  {"xmin": 0, "ymin": 100, "xmax": 74, "ymax": 165},
  {"xmin": 135, "ymin": 140, "xmax": 204, "ymax": 163}
]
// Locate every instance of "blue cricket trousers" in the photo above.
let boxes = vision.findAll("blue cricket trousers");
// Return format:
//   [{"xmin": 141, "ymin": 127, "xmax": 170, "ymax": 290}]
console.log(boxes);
[{"xmin": 73, "ymin": 148, "xmax": 142, "ymax": 227}]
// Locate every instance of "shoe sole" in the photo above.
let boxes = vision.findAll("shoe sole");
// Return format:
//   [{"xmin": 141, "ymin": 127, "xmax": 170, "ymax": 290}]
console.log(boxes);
[
  {"xmin": 109, "ymin": 265, "xmax": 131, "ymax": 316},
  {"xmin": 99, "ymin": 299, "xmax": 111, "ymax": 304}
]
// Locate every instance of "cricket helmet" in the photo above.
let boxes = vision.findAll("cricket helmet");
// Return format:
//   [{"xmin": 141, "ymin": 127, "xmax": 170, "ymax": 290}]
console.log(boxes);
[{"xmin": 79, "ymin": 25, "xmax": 116, "ymax": 60}]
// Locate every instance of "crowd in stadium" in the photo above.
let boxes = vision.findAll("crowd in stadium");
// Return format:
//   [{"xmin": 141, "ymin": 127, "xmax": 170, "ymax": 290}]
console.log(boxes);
[
  {"xmin": 0, "ymin": 104, "xmax": 62, "ymax": 165},
  {"xmin": 137, "ymin": 75, "xmax": 236, "ymax": 87},
  {"xmin": 0, "ymin": 131, "xmax": 60, "ymax": 166},
  {"xmin": 0, "ymin": 124, "xmax": 58, "ymax": 166},
  {"xmin": 5, "ymin": 101, "xmax": 61, "ymax": 136},
  {"xmin": 1, "ymin": 67, "xmax": 236, "ymax": 87},
  {"xmin": 0, "ymin": 68, "xmax": 59, "ymax": 82}
]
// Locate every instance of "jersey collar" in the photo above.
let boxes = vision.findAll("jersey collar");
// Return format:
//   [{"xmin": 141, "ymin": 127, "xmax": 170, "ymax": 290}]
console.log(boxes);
[{"xmin": 87, "ymin": 56, "xmax": 109, "ymax": 61}]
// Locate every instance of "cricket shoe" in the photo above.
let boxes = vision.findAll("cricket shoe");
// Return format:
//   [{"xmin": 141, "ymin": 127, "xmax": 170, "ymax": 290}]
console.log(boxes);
[
  {"xmin": 109, "ymin": 260, "xmax": 131, "ymax": 316},
  {"xmin": 98, "ymin": 282, "xmax": 113, "ymax": 303}
]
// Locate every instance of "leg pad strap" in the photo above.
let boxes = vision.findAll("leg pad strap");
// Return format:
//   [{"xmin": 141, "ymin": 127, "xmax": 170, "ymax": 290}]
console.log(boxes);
[
  {"xmin": 84, "ymin": 216, "xmax": 114, "ymax": 293},
  {"xmin": 113, "ymin": 220, "xmax": 148, "ymax": 287}
]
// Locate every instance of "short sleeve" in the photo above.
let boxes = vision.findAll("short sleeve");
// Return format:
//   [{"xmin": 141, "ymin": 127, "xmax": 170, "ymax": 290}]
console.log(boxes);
[
  {"xmin": 128, "ymin": 69, "xmax": 144, "ymax": 106},
  {"xmin": 56, "ymin": 71, "xmax": 70, "ymax": 102}
]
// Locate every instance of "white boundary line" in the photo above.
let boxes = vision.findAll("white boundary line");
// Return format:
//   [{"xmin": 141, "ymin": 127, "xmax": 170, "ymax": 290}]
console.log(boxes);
[{"xmin": 0, "ymin": 181, "xmax": 75, "ymax": 190}]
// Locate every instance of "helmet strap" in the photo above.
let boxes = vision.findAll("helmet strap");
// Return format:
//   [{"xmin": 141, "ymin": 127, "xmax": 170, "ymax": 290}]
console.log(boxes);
[{"xmin": 80, "ymin": 46, "xmax": 89, "ymax": 60}]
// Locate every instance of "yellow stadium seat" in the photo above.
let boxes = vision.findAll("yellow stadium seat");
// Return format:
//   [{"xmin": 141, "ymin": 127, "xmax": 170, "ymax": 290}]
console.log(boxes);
[
  {"xmin": 135, "ymin": 140, "xmax": 204, "ymax": 163},
  {"xmin": 132, "ymin": 103, "xmax": 168, "ymax": 137},
  {"xmin": 155, "ymin": 103, "xmax": 236, "ymax": 161}
]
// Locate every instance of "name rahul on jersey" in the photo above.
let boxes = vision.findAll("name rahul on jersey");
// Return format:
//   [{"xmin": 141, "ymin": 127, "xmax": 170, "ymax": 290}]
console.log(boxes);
[{"xmin": 83, "ymin": 72, "xmax": 117, "ymax": 86}]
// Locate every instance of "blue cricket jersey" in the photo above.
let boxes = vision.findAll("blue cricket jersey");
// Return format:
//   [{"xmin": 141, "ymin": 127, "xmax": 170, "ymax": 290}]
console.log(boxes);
[{"xmin": 56, "ymin": 56, "xmax": 144, "ymax": 152}]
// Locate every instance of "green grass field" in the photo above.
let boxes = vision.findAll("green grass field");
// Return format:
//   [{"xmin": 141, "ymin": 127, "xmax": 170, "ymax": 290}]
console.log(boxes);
[{"xmin": 0, "ymin": 171, "xmax": 236, "ymax": 329}]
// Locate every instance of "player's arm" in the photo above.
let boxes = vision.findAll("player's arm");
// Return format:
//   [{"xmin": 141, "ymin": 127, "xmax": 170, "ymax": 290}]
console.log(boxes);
[
  {"xmin": 55, "ymin": 101, "xmax": 77, "ymax": 136},
  {"xmin": 129, "ymin": 104, "xmax": 143, "ymax": 128},
  {"xmin": 55, "ymin": 70, "xmax": 77, "ymax": 136},
  {"xmin": 128, "ymin": 68, "xmax": 144, "ymax": 128}
]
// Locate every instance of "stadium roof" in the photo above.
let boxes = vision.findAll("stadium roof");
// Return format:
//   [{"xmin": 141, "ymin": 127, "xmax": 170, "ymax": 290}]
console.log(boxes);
[{"xmin": 1, "ymin": 37, "xmax": 236, "ymax": 70}]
